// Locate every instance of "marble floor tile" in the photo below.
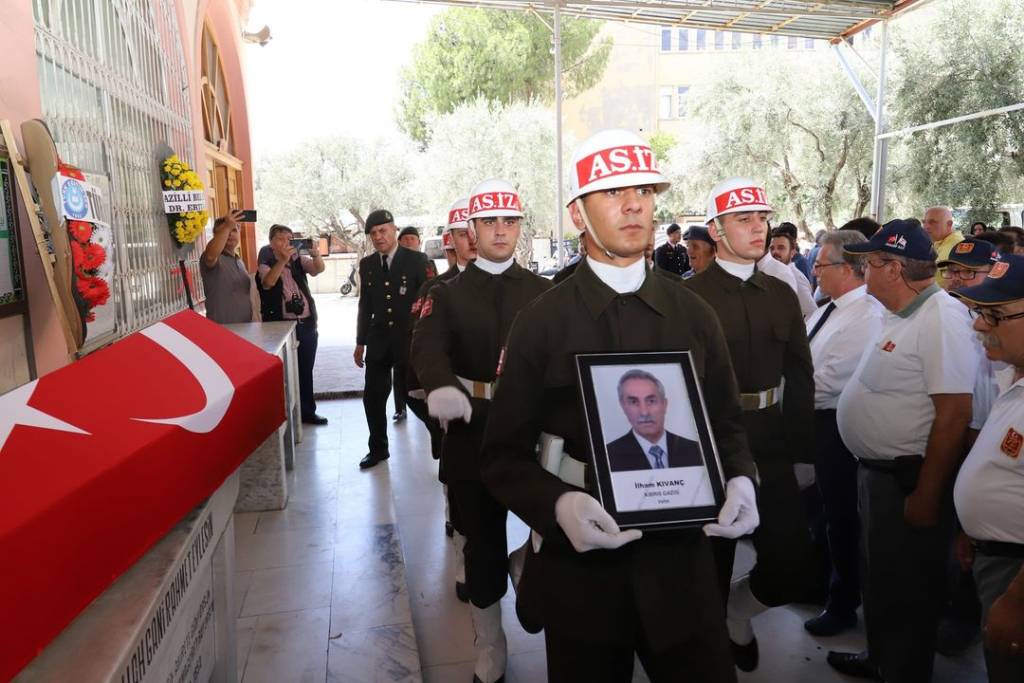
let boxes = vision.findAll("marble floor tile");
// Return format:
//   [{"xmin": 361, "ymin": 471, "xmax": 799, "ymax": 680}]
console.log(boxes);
[
  {"xmin": 326, "ymin": 622, "xmax": 422, "ymax": 683},
  {"xmin": 241, "ymin": 561, "xmax": 334, "ymax": 617},
  {"xmin": 330, "ymin": 573, "xmax": 412, "ymax": 633},
  {"xmin": 335, "ymin": 524, "xmax": 405, "ymax": 581},
  {"xmin": 236, "ymin": 616, "xmax": 258, "ymax": 682},
  {"xmin": 506, "ymin": 649, "xmax": 547, "ymax": 683},
  {"xmin": 410, "ymin": 599, "xmax": 474, "ymax": 668},
  {"xmin": 256, "ymin": 497, "xmax": 339, "ymax": 534},
  {"xmin": 235, "ymin": 570, "xmax": 254, "ymax": 617},
  {"xmin": 243, "ymin": 607, "xmax": 330, "ymax": 683},
  {"xmin": 236, "ymin": 525, "xmax": 336, "ymax": 571},
  {"xmin": 235, "ymin": 511, "xmax": 260, "ymax": 537}
]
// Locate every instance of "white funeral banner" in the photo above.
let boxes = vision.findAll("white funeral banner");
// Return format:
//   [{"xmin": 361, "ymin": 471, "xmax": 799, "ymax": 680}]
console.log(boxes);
[{"xmin": 162, "ymin": 191, "xmax": 206, "ymax": 215}]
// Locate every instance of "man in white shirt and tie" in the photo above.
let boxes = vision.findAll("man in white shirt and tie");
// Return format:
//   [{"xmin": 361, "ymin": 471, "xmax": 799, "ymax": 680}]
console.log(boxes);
[{"xmin": 802, "ymin": 230, "xmax": 884, "ymax": 637}]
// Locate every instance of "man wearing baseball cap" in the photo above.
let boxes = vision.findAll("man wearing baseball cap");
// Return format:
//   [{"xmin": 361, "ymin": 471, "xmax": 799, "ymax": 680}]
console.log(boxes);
[
  {"xmin": 831, "ymin": 218, "xmax": 979, "ymax": 681},
  {"xmin": 937, "ymin": 237, "xmax": 998, "ymax": 292},
  {"xmin": 950, "ymin": 255, "xmax": 1024, "ymax": 683},
  {"xmin": 683, "ymin": 178, "xmax": 816, "ymax": 672},
  {"xmin": 482, "ymin": 130, "xmax": 758, "ymax": 682},
  {"xmin": 355, "ymin": 209, "xmax": 433, "ymax": 469}
]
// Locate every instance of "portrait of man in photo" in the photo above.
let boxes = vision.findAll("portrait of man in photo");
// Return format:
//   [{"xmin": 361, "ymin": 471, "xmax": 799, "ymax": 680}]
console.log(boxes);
[{"xmin": 605, "ymin": 369, "xmax": 703, "ymax": 472}]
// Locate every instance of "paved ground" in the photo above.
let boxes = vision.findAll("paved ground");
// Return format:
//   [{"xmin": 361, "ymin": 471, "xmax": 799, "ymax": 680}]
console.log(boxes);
[{"xmin": 312, "ymin": 293, "xmax": 366, "ymax": 398}]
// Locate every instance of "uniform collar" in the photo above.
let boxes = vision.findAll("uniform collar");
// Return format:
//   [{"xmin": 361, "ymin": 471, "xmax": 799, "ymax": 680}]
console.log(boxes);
[
  {"xmin": 574, "ymin": 258, "xmax": 669, "ymax": 319},
  {"xmin": 703, "ymin": 259, "xmax": 769, "ymax": 291},
  {"xmin": 833, "ymin": 284, "xmax": 868, "ymax": 309},
  {"xmin": 464, "ymin": 259, "xmax": 523, "ymax": 280}
]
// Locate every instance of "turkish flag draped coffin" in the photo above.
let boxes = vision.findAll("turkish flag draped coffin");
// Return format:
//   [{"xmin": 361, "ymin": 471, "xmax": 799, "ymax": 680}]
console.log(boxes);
[{"xmin": 0, "ymin": 311, "xmax": 285, "ymax": 681}]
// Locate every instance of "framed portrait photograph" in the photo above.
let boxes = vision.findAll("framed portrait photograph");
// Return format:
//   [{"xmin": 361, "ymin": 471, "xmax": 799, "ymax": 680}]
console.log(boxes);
[{"xmin": 575, "ymin": 351, "xmax": 727, "ymax": 531}]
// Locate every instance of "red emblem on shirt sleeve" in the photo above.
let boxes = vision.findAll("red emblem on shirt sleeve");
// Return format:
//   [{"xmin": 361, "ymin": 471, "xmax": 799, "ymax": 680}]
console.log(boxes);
[
  {"xmin": 420, "ymin": 297, "xmax": 433, "ymax": 319},
  {"xmin": 411, "ymin": 298, "xmax": 422, "ymax": 315},
  {"xmin": 1000, "ymin": 427, "xmax": 1023, "ymax": 459}
]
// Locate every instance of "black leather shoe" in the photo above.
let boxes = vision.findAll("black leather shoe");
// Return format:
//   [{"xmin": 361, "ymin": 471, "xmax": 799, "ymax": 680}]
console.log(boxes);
[
  {"xmin": 359, "ymin": 452, "xmax": 390, "ymax": 469},
  {"xmin": 731, "ymin": 636, "xmax": 759, "ymax": 672},
  {"xmin": 445, "ymin": 521, "xmax": 454, "ymax": 538},
  {"xmin": 455, "ymin": 581, "xmax": 469, "ymax": 603},
  {"xmin": 826, "ymin": 651, "xmax": 882, "ymax": 680},
  {"xmin": 302, "ymin": 414, "xmax": 328, "ymax": 426},
  {"xmin": 392, "ymin": 409, "xmax": 407, "ymax": 422},
  {"xmin": 935, "ymin": 617, "xmax": 980, "ymax": 656},
  {"xmin": 472, "ymin": 676, "xmax": 503, "ymax": 683},
  {"xmin": 804, "ymin": 609, "xmax": 858, "ymax": 637}
]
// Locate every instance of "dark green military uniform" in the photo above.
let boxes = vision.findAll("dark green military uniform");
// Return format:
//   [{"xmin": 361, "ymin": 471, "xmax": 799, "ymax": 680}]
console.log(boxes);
[
  {"xmin": 357, "ymin": 245, "xmax": 433, "ymax": 458},
  {"xmin": 682, "ymin": 260, "xmax": 817, "ymax": 606},
  {"xmin": 481, "ymin": 258, "xmax": 755, "ymax": 682},
  {"xmin": 411, "ymin": 260, "xmax": 551, "ymax": 608}
]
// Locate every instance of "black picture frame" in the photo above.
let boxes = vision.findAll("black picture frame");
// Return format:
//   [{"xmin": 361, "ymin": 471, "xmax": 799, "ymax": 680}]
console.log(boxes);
[{"xmin": 575, "ymin": 351, "xmax": 727, "ymax": 531}]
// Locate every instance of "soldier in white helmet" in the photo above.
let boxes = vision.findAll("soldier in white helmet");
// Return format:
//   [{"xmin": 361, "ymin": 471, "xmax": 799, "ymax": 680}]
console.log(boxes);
[
  {"xmin": 411, "ymin": 180, "xmax": 551, "ymax": 683},
  {"xmin": 481, "ymin": 130, "xmax": 758, "ymax": 682},
  {"xmin": 682, "ymin": 178, "xmax": 817, "ymax": 672}
]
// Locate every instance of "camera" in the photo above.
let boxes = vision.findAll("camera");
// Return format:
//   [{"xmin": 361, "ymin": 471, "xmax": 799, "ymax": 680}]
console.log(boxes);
[{"xmin": 284, "ymin": 293, "xmax": 306, "ymax": 316}]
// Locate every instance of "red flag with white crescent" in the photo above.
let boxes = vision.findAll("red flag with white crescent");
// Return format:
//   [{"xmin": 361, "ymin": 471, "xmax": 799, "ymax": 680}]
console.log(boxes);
[{"xmin": 0, "ymin": 311, "xmax": 284, "ymax": 680}]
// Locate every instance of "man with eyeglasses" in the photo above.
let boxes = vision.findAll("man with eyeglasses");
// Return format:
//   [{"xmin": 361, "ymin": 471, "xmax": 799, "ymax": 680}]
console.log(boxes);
[
  {"xmin": 950, "ymin": 254, "xmax": 1024, "ymax": 683},
  {"xmin": 831, "ymin": 219, "xmax": 980, "ymax": 682},
  {"xmin": 802, "ymin": 230, "xmax": 884, "ymax": 638}
]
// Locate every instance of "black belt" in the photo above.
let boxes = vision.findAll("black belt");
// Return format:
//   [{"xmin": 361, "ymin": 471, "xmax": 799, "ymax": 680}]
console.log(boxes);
[
  {"xmin": 858, "ymin": 455, "xmax": 923, "ymax": 494},
  {"xmin": 972, "ymin": 539, "xmax": 1024, "ymax": 559},
  {"xmin": 857, "ymin": 458, "xmax": 898, "ymax": 473}
]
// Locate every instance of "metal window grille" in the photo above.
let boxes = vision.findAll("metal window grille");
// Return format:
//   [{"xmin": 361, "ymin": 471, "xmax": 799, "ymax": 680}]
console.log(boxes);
[{"xmin": 32, "ymin": 0, "xmax": 204, "ymax": 347}]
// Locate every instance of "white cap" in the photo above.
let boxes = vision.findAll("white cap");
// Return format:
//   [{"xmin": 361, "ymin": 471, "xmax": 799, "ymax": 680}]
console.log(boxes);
[
  {"xmin": 443, "ymin": 197, "xmax": 470, "ymax": 234},
  {"xmin": 567, "ymin": 129, "xmax": 670, "ymax": 205},
  {"xmin": 705, "ymin": 177, "xmax": 773, "ymax": 223},
  {"xmin": 467, "ymin": 179, "xmax": 524, "ymax": 220}
]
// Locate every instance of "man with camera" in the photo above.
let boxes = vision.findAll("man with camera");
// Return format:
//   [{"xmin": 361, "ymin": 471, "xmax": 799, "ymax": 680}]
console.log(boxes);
[{"xmin": 256, "ymin": 224, "xmax": 326, "ymax": 425}]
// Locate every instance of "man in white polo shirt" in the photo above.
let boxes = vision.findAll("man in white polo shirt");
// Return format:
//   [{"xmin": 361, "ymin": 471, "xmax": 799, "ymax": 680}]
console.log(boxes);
[
  {"xmin": 802, "ymin": 230, "xmax": 884, "ymax": 638},
  {"xmin": 831, "ymin": 219, "xmax": 979, "ymax": 682},
  {"xmin": 951, "ymin": 254, "xmax": 1024, "ymax": 683}
]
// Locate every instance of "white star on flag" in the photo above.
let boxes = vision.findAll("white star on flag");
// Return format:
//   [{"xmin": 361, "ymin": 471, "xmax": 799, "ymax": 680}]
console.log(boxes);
[{"xmin": 0, "ymin": 380, "xmax": 90, "ymax": 451}]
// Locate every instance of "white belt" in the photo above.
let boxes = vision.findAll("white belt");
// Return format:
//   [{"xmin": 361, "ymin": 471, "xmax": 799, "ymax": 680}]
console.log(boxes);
[
  {"xmin": 457, "ymin": 375, "xmax": 496, "ymax": 400},
  {"xmin": 740, "ymin": 383, "xmax": 782, "ymax": 411},
  {"xmin": 527, "ymin": 432, "xmax": 588, "ymax": 555}
]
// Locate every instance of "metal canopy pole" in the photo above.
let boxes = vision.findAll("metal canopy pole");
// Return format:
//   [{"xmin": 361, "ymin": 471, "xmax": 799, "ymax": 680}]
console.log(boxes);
[
  {"xmin": 832, "ymin": 43, "xmax": 876, "ymax": 121},
  {"xmin": 869, "ymin": 20, "xmax": 889, "ymax": 221},
  {"xmin": 554, "ymin": 3, "xmax": 564, "ymax": 267}
]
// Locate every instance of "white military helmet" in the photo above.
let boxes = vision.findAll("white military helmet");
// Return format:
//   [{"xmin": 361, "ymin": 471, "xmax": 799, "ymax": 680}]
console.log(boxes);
[
  {"xmin": 466, "ymin": 179, "xmax": 524, "ymax": 220},
  {"xmin": 567, "ymin": 129, "xmax": 670, "ymax": 205},
  {"xmin": 705, "ymin": 177, "xmax": 773, "ymax": 224},
  {"xmin": 443, "ymin": 197, "xmax": 470, "ymax": 234}
]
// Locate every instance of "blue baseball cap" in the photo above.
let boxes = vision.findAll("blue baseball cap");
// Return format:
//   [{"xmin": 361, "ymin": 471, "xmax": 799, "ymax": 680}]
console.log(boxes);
[
  {"xmin": 683, "ymin": 225, "xmax": 715, "ymax": 246},
  {"xmin": 843, "ymin": 218, "xmax": 936, "ymax": 261},
  {"xmin": 950, "ymin": 254, "xmax": 1024, "ymax": 305},
  {"xmin": 936, "ymin": 237, "xmax": 998, "ymax": 270}
]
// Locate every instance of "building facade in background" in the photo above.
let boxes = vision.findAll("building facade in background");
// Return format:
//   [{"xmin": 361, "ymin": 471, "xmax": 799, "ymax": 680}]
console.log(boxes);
[{"xmin": 0, "ymin": 0, "xmax": 256, "ymax": 393}]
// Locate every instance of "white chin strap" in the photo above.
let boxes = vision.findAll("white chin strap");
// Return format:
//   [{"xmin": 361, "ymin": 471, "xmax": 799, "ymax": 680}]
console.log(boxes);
[
  {"xmin": 713, "ymin": 215, "xmax": 741, "ymax": 259},
  {"xmin": 574, "ymin": 198, "xmax": 622, "ymax": 261}
]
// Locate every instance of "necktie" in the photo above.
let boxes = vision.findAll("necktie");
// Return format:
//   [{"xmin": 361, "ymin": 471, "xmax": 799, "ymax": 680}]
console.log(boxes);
[
  {"xmin": 807, "ymin": 301, "xmax": 837, "ymax": 342},
  {"xmin": 382, "ymin": 254, "xmax": 389, "ymax": 273},
  {"xmin": 649, "ymin": 445, "xmax": 666, "ymax": 469}
]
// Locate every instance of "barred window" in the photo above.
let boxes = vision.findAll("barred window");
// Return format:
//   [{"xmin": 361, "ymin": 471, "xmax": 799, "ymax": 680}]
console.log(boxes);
[{"xmin": 32, "ymin": 0, "xmax": 202, "ymax": 350}]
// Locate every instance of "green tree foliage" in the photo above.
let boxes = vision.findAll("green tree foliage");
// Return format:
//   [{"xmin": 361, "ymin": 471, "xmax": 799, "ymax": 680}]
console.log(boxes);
[
  {"xmin": 399, "ymin": 9, "xmax": 611, "ymax": 143},
  {"xmin": 889, "ymin": 0, "xmax": 1024, "ymax": 218}
]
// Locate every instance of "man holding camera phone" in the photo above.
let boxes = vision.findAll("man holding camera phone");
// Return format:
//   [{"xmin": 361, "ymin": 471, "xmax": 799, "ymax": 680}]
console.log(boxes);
[{"xmin": 257, "ymin": 223, "xmax": 327, "ymax": 425}]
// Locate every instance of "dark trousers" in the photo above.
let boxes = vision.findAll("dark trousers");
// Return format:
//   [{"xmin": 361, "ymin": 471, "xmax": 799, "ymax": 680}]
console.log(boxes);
[
  {"xmin": 974, "ymin": 553, "xmax": 1024, "ymax": 683},
  {"xmin": 814, "ymin": 409, "xmax": 861, "ymax": 616},
  {"xmin": 295, "ymin": 319, "xmax": 318, "ymax": 419},
  {"xmin": 363, "ymin": 353, "xmax": 403, "ymax": 455},
  {"xmin": 406, "ymin": 395, "xmax": 443, "ymax": 460},
  {"xmin": 544, "ymin": 616, "xmax": 736, "ymax": 683},
  {"xmin": 391, "ymin": 366, "xmax": 406, "ymax": 413},
  {"xmin": 859, "ymin": 466, "xmax": 952, "ymax": 683},
  {"xmin": 449, "ymin": 479, "xmax": 508, "ymax": 608},
  {"xmin": 712, "ymin": 449, "xmax": 817, "ymax": 606}
]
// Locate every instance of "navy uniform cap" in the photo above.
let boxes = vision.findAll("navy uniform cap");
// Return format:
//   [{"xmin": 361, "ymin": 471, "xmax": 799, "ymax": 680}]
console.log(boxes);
[
  {"xmin": 398, "ymin": 226, "xmax": 420, "ymax": 239},
  {"xmin": 936, "ymin": 237, "xmax": 997, "ymax": 269},
  {"xmin": 843, "ymin": 218, "xmax": 936, "ymax": 261},
  {"xmin": 666, "ymin": 223, "xmax": 681, "ymax": 235},
  {"xmin": 683, "ymin": 225, "xmax": 715, "ymax": 246},
  {"xmin": 950, "ymin": 254, "xmax": 1024, "ymax": 305},
  {"xmin": 365, "ymin": 209, "xmax": 395, "ymax": 234}
]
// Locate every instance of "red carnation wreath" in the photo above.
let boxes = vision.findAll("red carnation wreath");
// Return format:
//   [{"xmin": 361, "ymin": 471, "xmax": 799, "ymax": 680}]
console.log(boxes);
[
  {"xmin": 60, "ymin": 162, "xmax": 112, "ymax": 324},
  {"xmin": 68, "ymin": 220, "xmax": 93, "ymax": 244}
]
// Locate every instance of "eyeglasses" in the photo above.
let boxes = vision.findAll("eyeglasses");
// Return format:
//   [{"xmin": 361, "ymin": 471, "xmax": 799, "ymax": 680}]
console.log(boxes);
[
  {"xmin": 939, "ymin": 267, "xmax": 988, "ymax": 281},
  {"xmin": 865, "ymin": 257, "xmax": 898, "ymax": 269},
  {"xmin": 969, "ymin": 307, "xmax": 1024, "ymax": 326},
  {"xmin": 811, "ymin": 262, "xmax": 846, "ymax": 273}
]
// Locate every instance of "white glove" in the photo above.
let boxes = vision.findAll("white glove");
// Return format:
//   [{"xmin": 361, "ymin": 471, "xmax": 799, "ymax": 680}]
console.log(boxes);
[
  {"xmin": 555, "ymin": 491, "xmax": 643, "ymax": 553},
  {"xmin": 703, "ymin": 476, "xmax": 759, "ymax": 539},
  {"xmin": 426, "ymin": 386, "xmax": 472, "ymax": 429}
]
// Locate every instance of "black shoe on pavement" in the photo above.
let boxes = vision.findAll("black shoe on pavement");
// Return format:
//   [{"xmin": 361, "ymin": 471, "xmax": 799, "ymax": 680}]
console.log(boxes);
[
  {"xmin": 392, "ymin": 409, "xmax": 407, "ymax": 422},
  {"xmin": 731, "ymin": 636, "xmax": 759, "ymax": 672},
  {"xmin": 826, "ymin": 651, "xmax": 882, "ymax": 680},
  {"xmin": 445, "ymin": 521, "xmax": 454, "ymax": 538},
  {"xmin": 935, "ymin": 617, "xmax": 980, "ymax": 656},
  {"xmin": 359, "ymin": 452, "xmax": 390, "ymax": 469},
  {"xmin": 804, "ymin": 609, "xmax": 858, "ymax": 637},
  {"xmin": 472, "ymin": 677, "xmax": 503, "ymax": 683},
  {"xmin": 302, "ymin": 414, "xmax": 328, "ymax": 426},
  {"xmin": 455, "ymin": 581, "xmax": 469, "ymax": 603}
]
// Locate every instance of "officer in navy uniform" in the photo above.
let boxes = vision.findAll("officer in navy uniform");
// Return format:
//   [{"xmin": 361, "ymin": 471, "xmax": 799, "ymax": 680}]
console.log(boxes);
[
  {"xmin": 482, "ymin": 130, "xmax": 759, "ymax": 683},
  {"xmin": 412, "ymin": 179, "xmax": 551, "ymax": 683},
  {"xmin": 654, "ymin": 223, "xmax": 689, "ymax": 276},
  {"xmin": 354, "ymin": 209, "xmax": 432, "ymax": 470}
]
